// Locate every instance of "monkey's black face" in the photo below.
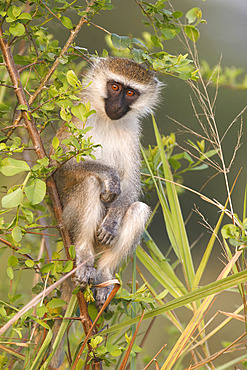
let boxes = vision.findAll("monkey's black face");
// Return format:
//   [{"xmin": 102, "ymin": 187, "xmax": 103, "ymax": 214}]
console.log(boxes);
[{"xmin": 104, "ymin": 80, "xmax": 140, "ymax": 120}]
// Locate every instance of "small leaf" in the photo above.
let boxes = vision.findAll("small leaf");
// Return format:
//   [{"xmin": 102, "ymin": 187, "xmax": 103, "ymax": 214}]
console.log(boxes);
[
  {"xmin": 172, "ymin": 11, "xmax": 183, "ymax": 19},
  {"xmin": 69, "ymin": 245, "xmax": 76, "ymax": 259},
  {"xmin": 184, "ymin": 25, "xmax": 200, "ymax": 42},
  {"xmin": 25, "ymin": 259, "xmax": 34, "ymax": 268},
  {"xmin": 151, "ymin": 34, "xmax": 162, "ymax": 48},
  {"xmin": 8, "ymin": 255, "xmax": 19, "ymax": 267},
  {"xmin": 2, "ymin": 188, "xmax": 23, "ymax": 208},
  {"xmin": 60, "ymin": 16, "xmax": 73, "ymax": 29},
  {"xmin": 0, "ymin": 158, "xmax": 30, "ymax": 176},
  {"xmin": 12, "ymin": 7, "xmax": 21, "ymax": 18},
  {"xmin": 18, "ymin": 13, "xmax": 32, "ymax": 20},
  {"xmin": 47, "ymin": 298, "xmax": 67, "ymax": 309},
  {"xmin": 111, "ymin": 33, "xmax": 131, "ymax": 50},
  {"xmin": 25, "ymin": 179, "xmax": 46, "ymax": 205},
  {"xmin": 7, "ymin": 266, "xmax": 14, "ymax": 280},
  {"xmin": 186, "ymin": 7, "xmax": 202, "ymax": 24},
  {"xmin": 63, "ymin": 260, "xmax": 73, "ymax": 273},
  {"xmin": 37, "ymin": 305, "xmax": 48, "ymax": 318},
  {"xmin": 52, "ymin": 136, "xmax": 59, "ymax": 150},
  {"xmin": 12, "ymin": 225, "xmax": 22, "ymax": 243},
  {"xmin": 9, "ymin": 23, "xmax": 25, "ymax": 37},
  {"xmin": 66, "ymin": 70, "xmax": 81, "ymax": 89},
  {"xmin": 71, "ymin": 103, "xmax": 87, "ymax": 122}
]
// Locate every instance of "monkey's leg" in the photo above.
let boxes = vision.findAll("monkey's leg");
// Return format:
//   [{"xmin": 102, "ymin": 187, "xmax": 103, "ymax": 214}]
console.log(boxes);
[
  {"xmin": 62, "ymin": 176, "xmax": 105, "ymax": 289},
  {"xmin": 95, "ymin": 201, "xmax": 150, "ymax": 307}
]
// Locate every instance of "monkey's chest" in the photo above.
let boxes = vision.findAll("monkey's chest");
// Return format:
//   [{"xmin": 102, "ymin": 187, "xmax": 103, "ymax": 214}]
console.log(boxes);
[{"xmin": 92, "ymin": 130, "xmax": 135, "ymax": 182}]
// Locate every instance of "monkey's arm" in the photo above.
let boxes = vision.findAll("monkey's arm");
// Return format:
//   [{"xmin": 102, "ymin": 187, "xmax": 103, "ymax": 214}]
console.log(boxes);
[
  {"xmin": 97, "ymin": 176, "xmax": 140, "ymax": 246},
  {"xmin": 55, "ymin": 159, "xmax": 121, "ymax": 203}
]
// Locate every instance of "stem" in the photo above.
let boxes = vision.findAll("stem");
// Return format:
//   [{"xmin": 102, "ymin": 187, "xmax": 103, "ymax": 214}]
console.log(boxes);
[{"xmin": 131, "ymin": 252, "xmax": 137, "ymax": 370}]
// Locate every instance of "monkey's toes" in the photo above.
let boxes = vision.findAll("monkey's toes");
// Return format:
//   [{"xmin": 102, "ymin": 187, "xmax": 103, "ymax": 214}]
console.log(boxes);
[
  {"xmin": 75, "ymin": 265, "xmax": 96, "ymax": 290},
  {"xmin": 96, "ymin": 227, "xmax": 115, "ymax": 246},
  {"xmin": 95, "ymin": 284, "xmax": 114, "ymax": 310}
]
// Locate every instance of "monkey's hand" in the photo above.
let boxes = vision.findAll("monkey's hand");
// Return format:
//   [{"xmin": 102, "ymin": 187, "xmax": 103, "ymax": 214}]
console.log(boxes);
[
  {"xmin": 100, "ymin": 172, "xmax": 121, "ymax": 203},
  {"xmin": 74, "ymin": 256, "xmax": 96, "ymax": 290},
  {"xmin": 97, "ymin": 211, "xmax": 121, "ymax": 246}
]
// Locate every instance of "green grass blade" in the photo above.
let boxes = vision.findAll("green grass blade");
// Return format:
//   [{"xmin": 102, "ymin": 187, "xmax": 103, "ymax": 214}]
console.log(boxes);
[
  {"xmin": 152, "ymin": 115, "xmax": 195, "ymax": 288},
  {"xmin": 98, "ymin": 267, "xmax": 247, "ymax": 337},
  {"xmin": 144, "ymin": 231, "xmax": 188, "ymax": 295},
  {"xmin": 136, "ymin": 246, "xmax": 189, "ymax": 300}
]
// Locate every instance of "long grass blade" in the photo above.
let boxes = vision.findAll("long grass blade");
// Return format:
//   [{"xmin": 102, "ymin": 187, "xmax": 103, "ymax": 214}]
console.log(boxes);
[
  {"xmin": 98, "ymin": 258, "xmax": 247, "ymax": 337},
  {"xmin": 152, "ymin": 115, "xmax": 195, "ymax": 288}
]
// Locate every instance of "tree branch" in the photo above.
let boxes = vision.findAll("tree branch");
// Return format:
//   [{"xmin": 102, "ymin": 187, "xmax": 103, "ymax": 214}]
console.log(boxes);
[{"xmin": 0, "ymin": 10, "xmax": 95, "ymax": 354}]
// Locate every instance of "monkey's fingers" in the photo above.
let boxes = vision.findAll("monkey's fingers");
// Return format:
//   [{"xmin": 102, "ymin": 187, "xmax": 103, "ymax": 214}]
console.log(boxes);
[
  {"xmin": 96, "ymin": 228, "xmax": 115, "ymax": 246},
  {"xmin": 100, "ymin": 191, "xmax": 118, "ymax": 204},
  {"xmin": 95, "ymin": 284, "xmax": 114, "ymax": 310},
  {"xmin": 75, "ymin": 265, "xmax": 96, "ymax": 290}
]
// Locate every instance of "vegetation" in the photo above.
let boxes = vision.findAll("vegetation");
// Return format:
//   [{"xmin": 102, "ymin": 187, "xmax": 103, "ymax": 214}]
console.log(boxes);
[{"xmin": 0, "ymin": 0, "xmax": 246, "ymax": 369}]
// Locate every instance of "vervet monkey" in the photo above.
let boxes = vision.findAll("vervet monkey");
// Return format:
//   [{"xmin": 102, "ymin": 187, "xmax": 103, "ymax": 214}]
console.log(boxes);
[{"xmin": 52, "ymin": 57, "xmax": 161, "ymax": 308}]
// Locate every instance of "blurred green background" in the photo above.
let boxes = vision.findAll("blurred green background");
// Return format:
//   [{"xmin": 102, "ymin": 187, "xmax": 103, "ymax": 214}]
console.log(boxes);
[{"xmin": 46, "ymin": 0, "xmax": 247, "ymax": 272}]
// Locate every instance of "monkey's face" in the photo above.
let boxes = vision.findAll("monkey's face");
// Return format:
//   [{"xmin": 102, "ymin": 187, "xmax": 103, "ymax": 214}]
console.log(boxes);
[{"xmin": 104, "ymin": 80, "xmax": 140, "ymax": 120}]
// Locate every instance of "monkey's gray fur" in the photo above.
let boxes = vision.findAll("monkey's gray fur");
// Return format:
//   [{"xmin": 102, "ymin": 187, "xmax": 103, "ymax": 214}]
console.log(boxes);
[
  {"xmin": 49, "ymin": 57, "xmax": 161, "ymax": 368},
  {"xmin": 52, "ymin": 57, "xmax": 161, "ymax": 306}
]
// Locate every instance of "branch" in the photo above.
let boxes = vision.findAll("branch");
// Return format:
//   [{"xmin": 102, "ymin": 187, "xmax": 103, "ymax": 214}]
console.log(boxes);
[
  {"xmin": 0, "ymin": 4, "xmax": 96, "ymax": 353},
  {"xmin": 5, "ymin": 0, "xmax": 95, "ymax": 138}
]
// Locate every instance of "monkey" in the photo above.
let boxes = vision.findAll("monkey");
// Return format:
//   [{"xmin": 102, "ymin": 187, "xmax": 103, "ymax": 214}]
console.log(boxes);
[{"xmin": 51, "ymin": 57, "xmax": 161, "ymax": 309}]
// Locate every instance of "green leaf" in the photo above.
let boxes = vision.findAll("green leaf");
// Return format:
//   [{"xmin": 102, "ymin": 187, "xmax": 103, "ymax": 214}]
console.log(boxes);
[
  {"xmin": 111, "ymin": 33, "xmax": 131, "ymax": 50},
  {"xmin": 18, "ymin": 13, "xmax": 32, "ymax": 20},
  {"xmin": 47, "ymin": 298, "xmax": 67, "ymax": 309},
  {"xmin": 12, "ymin": 6, "xmax": 21, "ymax": 18},
  {"xmin": 25, "ymin": 179, "xmax": 46, "ymax": 205},
  {"xmin": 66, "ymin": 70, "xmax": 81, "ymax": 89},
  {"xmin": 69, "ymin": 245, "xmax": 76, "ymax": 259},
  {"xmin": 25, "ymin": 259, "xmax": 34, "ymax": 268},
  {"xmin": 91, "ymin": 336, "xmax": 103, "ymax": 349},
  {"xmin": 184, "ymin": 25, "xmax": 200, "ymax": 42},
  {"xmin": 18, "ymin": 104, "xmax": 28, "ymax": 111},
  {"xmin": 71, "ymin": 103, "xmax": 87, "ymax": 122},
  {"xmin": 12, "ymin": 226, "xmax": 22, "ymax": 243},
  {"xmin": 60, "ymin": 16, "xmax": 73, "ymax": 29},
  {"xmin": 52, "ymin": 136, "xmax": 59, "ymax": 150},
  {"xmin": 221, "ymin": 224, "xmax": 240, "ymax": 239},
  {"xmin": 9, "ymin": 23, "xmax": 25, "ymax": 37},
  {"xmin": 40, "ymin": 263, "xmax": 54, "ymax": 274},
  {"xmin": 2, "ymin": 188, "xmax": 23, "ymax": 208},
  {"xmin": 63, "ymin": 260, "xmax": 73, "ymax": 273},
  {"xmin": 8, "ymin": 255, "xmax": 19, "ymax": 267},
  {"xmin": 7, "ymin": 266, "xmax": 14, "ymax": 280},
  {"xmin": 186, "ymin": 7, "xmax": 202, "ymax": 24},
  {"xmin": 0, "ymin": 158, "xmax": 30, "ymax": 176},
  {"xmin": 151, "ymin": 34, "xmax": 162, "ymax": 48},
  {"xmin": 172, "ymin": 11, "xmax": 183, "ymax": 19}
]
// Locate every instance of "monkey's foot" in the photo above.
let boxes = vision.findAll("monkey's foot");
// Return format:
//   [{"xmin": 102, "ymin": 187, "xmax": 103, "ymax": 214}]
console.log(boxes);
[
  {"xmin": 75, "ymin": 265, "xmax": 96, "ymax": 290},
  {"xmin": 95, "ymin": 284, "xmax": 114, "ymax": 310}
]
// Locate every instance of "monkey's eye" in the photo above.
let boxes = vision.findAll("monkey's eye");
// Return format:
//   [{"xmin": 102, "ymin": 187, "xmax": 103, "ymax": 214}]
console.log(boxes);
[
  {"xmin": 126, "ymin": 90, "xmax": 135, "ymax": 97},
  {"xmin": 111, "ymin": 84, "xmax": 120, "ymax": 91}
]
